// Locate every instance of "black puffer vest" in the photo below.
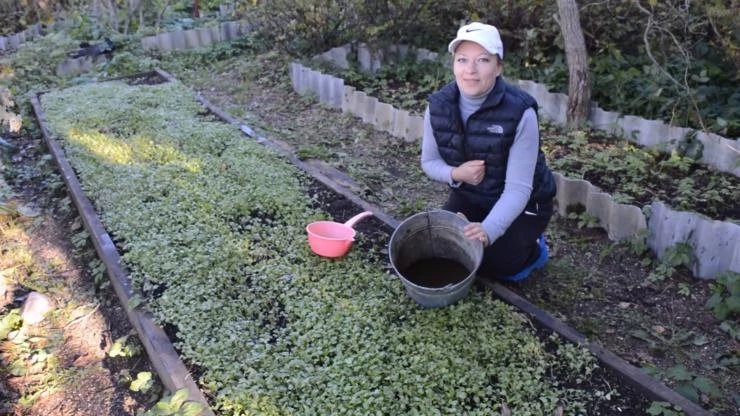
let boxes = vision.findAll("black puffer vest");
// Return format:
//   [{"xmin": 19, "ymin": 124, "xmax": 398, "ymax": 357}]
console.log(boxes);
[{"xmin": 428, "ymin": 78, "xmax": 556, "ymax": 208}]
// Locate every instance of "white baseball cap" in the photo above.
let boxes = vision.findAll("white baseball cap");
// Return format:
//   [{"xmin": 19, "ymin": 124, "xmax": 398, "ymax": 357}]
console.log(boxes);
[{"xmin": 448, "ymin": 22, "xmax": 504, "ymax": 59}]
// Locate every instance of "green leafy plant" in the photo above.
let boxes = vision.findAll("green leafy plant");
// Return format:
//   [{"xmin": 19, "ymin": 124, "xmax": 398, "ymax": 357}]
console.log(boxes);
[
  {"xmin": 667, "ymin": 364, "xmax": 723, "ymax": 405},
  {"xmin": 566, "ymin": 210, "xmax": 600, "ymax": 229},
  {"xmin": 626, "ymin": 228, "xmax": 650, "ymax": 256},
  {"xmin": 549, "ymin": 334, "xmax": 598, "ymax": 385},
  {"xmin": 108, "ymin": 332, "xmax": 143, "ymax": 358},
  {"xmin": 643, "ymin": 363, "xmax": 723, "ymax": 406},
  {"xmin": 630, "ymin": 322, "xmax": 709, "ymax": 356},
  {"xmin": 706, "ymin": 272, "xmax": 740, "ymax": 340},
  {"xmin": 677, "ymin": 283, "xmax": 691, "ymax": 297},
  {"xmin": 0, "ymin": 309, "xmax": 22, "ymax": 339},
  {"xmin": 706, "ymin": 271, "xmax": 740, "ymax": 321},
  {"xmin": 140, "ymin": 388, "xmax": 204, "ymax": 416},
  {"xmin": 130, "ymin": 371, "xmax": 155, "ymax": 393},
  {"xmin": 397, "ymin": 198, "xmax": 426, "ymax": 217},
  {"xmin": 647, "ymin": 243, "xmax": 692, "ymax": 282},
  {"xmin": 87, "ymin": 257, "xmax": 108, "ymax": 289},
  {"xmin": 71, "ymin": 230, "xmax": 90, "ymax": 250},
  {"xmin": 646, "ymin": 401, "xmax": 684, "ymax": 416}
]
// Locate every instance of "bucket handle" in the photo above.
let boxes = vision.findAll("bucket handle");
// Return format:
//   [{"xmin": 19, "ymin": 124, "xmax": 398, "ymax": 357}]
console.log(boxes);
[{"xmin": 343, "ymin": 211, "xmax": 373, "ymax": 228}]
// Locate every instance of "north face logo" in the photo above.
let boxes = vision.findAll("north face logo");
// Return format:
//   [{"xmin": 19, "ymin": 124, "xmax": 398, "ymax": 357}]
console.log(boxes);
[{"xmin": 487, "ymin": 124, "xmax": 504, "ymax": 134}]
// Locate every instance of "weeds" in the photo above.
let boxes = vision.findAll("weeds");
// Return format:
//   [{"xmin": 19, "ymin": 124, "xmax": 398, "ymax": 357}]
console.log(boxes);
[
  {"xmin": 706, "ymin": 272, "xmax": 740, "ymax": 340},
  {"xmin": 647, "ymin": 243, "xmax": 693, "ymax": 283},
  {"xmin": 108, "ymin": 330, "xmax": 143, "ymax": 358},
  {"xmin": 566, "ymin": 210, "xmax": 600, "ymax": 229},
  {"xmin": 647, "ymin": 401, "xmax": 685, "ymax": 415},
  {"xmin": 140, "ymin": 388, "xmax": 204, "ymax": 416},
  {"xmin": 643, "ymin": 364, "xmax": 724, "ymax": 409},
  {"xmin": 631, "ymin": 324, "xmax": 700, "ymax": 356}
]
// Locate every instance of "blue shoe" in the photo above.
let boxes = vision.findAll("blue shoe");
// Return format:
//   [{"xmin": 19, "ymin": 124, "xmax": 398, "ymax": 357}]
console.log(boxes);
[{"xmin": 500, "ymin": 234, "xmax": 549, "ymax": 282}]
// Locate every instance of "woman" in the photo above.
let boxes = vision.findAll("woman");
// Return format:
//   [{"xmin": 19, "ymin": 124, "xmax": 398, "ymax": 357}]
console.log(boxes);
[{"xmin": 421, "ymin": 22, "xmax": 557, "ymax": 281}]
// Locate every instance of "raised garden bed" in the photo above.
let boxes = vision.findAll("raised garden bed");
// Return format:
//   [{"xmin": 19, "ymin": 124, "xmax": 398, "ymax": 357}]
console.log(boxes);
[{"xmin": 28, "ymin": 67, "xmax": 732, "ymax": 415}]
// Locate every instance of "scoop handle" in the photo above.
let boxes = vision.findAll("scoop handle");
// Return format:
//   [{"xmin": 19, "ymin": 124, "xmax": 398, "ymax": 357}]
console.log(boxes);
[{"xmin": 343, "ymin": 211, "xmax": 373, "ymax": 228}]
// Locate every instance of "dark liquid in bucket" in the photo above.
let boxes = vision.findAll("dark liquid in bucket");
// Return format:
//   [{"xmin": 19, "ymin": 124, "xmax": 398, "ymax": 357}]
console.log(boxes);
[{"xmin": 401, "ymin": 257, "xmax": 470, "ymax": 288}]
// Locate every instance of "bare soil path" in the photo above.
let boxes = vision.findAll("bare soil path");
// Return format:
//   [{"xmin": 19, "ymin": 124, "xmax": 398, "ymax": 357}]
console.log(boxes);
[{"xmin": 0, "ymin": 132, "xmax": 153, "ymax": 415}]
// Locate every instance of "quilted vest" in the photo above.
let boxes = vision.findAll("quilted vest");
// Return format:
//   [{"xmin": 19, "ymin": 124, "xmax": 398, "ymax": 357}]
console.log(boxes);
[{"xmin": 428, "ymin": 78, "xmax": 556, "ymax": 207}]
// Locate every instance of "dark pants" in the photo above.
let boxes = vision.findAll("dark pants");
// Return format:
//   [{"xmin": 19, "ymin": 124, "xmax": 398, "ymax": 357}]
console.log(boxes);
[{"xmin": 442, "ymin": 191, "xmax": 553, "ymax": 279}]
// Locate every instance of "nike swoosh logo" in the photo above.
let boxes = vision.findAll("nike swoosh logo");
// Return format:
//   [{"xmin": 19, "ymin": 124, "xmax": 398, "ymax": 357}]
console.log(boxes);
[{"xmin": 465, "ymin": 28, "xmax": 481, "ymax": 32}]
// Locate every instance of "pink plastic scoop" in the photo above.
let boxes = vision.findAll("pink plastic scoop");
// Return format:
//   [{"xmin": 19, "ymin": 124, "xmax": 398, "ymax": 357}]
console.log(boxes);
[{"xmin": 306, "ymin": 211, "xmax": 374, "ymax": 258}]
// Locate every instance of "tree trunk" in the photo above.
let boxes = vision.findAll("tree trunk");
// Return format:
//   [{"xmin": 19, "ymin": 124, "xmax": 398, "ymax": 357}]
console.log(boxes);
[
  {"xmin": 556, "ymin": 0, "xmax": 591, "ymax": 128},
  {"xmin": 108, "ymin": 0, "xmax": 119, "ymax": 32},
  {"xmin": 156, "ymin": 0, "xmax": 171, "ymax": 30}
]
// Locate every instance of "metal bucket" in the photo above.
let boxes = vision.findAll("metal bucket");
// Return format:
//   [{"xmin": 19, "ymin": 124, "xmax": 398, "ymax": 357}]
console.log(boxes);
[{"xmin": 389, "ymin": 210, "xmax": 484, "ymax": 308}]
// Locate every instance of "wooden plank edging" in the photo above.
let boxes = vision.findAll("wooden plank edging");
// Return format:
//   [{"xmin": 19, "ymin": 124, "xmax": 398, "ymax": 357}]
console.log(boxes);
[{"xmin": 29, "ymin": 93, "xmax": 215, "ymax": 416}]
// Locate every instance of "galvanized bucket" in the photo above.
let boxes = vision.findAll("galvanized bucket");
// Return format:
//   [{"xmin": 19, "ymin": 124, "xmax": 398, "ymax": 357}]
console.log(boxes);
[{"xmin": 389, "ymin": 210, "xmax": 484, "ymax": 308}]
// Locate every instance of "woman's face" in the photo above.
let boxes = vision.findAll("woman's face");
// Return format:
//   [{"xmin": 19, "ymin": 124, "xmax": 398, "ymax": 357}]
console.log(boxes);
[{"xmin": 453, "ymin": 41, "xmax": 502, "ymax": 97}]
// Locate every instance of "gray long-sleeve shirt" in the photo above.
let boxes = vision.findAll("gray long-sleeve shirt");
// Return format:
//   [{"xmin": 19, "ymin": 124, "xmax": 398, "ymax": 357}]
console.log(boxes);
[{"xmin": 420, "ymin": 92, "xmax": 539, "ymax": 244}]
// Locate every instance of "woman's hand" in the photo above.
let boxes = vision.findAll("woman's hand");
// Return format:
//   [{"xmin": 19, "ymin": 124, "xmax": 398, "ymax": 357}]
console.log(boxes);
[
  {"xmin": 457, "ymin": 212, "xmax": 489, "ymax": 246},
  {"xmin": 452, "ymin": 160, "xmax": 485, "ymax": 185},
  {"xmin": 464, "ymin": 222, "xmax": 490, "ymax": 246}
]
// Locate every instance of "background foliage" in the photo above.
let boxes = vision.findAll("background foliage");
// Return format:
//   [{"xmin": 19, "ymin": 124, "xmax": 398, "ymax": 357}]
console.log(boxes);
[
  {"xmin": 240, "ymin": 0, "xmax": 739, "ymax": 137},
  {"xmin": 1, "ymin": 0, "xmax": 738, "ymax": 137}
]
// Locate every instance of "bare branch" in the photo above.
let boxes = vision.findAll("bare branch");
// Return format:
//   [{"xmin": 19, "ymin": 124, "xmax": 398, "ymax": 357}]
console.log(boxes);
[
  {"xmin": 632, "ymin": 0, "xmax": 706, "ymax": 130},
  {"xmin": 633, "ymin": 0, "xmax": 685, "ymax": 90}
]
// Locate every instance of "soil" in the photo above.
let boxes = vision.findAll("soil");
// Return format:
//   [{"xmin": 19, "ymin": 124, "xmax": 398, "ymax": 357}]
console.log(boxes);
[
  {"xmin": 171, "ymin": 58, "xmax": 738, "ymax": 415},
  {"xmin": 0, "ymin": 132, "xmax": 153, "ymax": 415}
]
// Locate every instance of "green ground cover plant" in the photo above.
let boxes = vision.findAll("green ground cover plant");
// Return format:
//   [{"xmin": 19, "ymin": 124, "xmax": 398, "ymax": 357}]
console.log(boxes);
[
  {"xmin": 38, "ymin": 78, "xmax": 648, "ymax": 415},
  {"xmin": 706, "ymin": 271, "xmax": 740, "ymax": 340}
]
